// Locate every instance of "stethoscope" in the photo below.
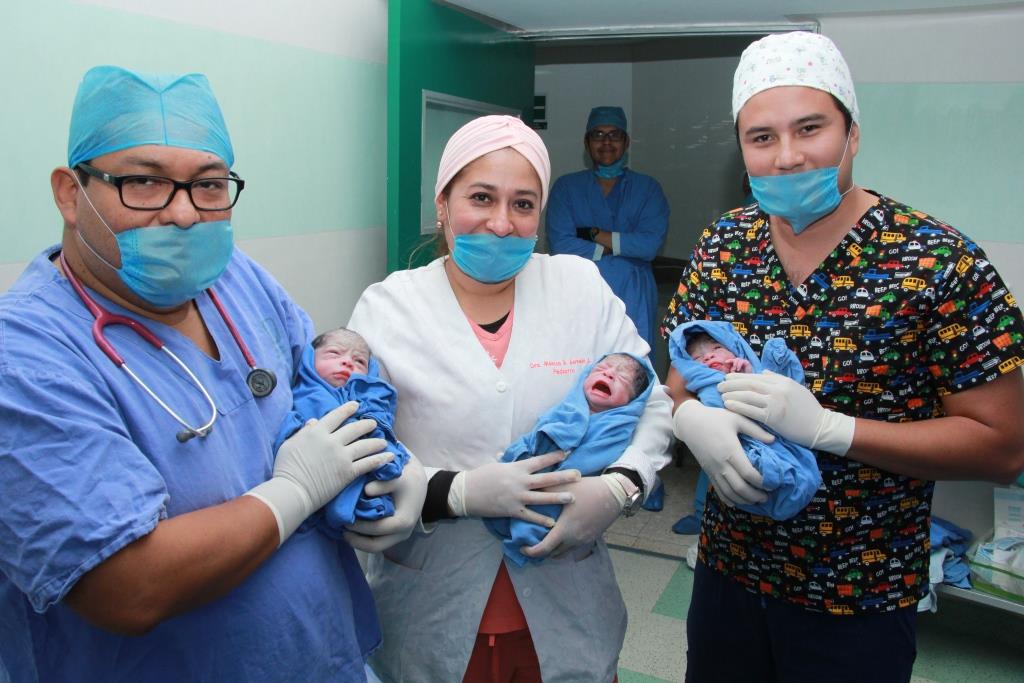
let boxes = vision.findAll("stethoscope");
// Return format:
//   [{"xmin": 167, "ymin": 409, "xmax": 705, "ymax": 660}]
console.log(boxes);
[{"xmin": 58, "ymin": 251, "xmax": 277, "ymax": 443}]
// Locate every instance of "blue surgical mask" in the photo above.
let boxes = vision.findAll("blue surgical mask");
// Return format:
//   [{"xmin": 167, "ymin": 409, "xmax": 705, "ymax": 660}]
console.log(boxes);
[
  {"xmin": 451, "ymin": 233, "xmax": 536, "ymax": 284},
  {"xmin": 444, "ymin": 203, "xmax": 536, "ymax": 283},
  {"xmin": 594, "ymin": 155, "xmax": 628, "ymax": 179},
  {"xmin": 749, "ymin": 132, "xmax": 853, "ymax": 234},
  {"xmin": 111, "ymin": 221, "xmax": 233, "ymax": 306},
  {"xmin": 75, "ymin": 177, "xmax": 234, "ymax": 307}
]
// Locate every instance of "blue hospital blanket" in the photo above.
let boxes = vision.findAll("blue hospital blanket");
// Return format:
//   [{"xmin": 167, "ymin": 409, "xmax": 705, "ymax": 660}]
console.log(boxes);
[
  {"xmin": 484, "ymin": 353, "xmax": 655, "ymax": 566},
  {"xmin": 669, "ymin": 320, "xmax": 821, "ymax": 520},
  {"xmin": 273, "ymin": 346, "xmax": 410, "ymax": 530}
]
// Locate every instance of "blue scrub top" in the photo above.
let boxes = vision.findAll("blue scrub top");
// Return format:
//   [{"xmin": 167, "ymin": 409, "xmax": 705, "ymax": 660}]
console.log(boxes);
[
  {"xmin": 0, "ymin": 247, "xmax": 380, "ymax": 682},
  {"xmin": 546, "ymin": 168, "xmax": 670, "ymax": 347}
]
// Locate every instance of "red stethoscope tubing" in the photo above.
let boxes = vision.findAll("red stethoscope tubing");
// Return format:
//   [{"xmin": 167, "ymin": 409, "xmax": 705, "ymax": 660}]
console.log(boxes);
[{"xmin": 58, "ymin": 250, "xmax": 271, "ymax": 441}]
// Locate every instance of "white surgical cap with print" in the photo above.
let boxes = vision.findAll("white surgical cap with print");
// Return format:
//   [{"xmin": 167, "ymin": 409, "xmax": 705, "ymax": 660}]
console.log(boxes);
[{"xmin": 732, "ymin": 31, "xmax": 859, "ymax": 124}]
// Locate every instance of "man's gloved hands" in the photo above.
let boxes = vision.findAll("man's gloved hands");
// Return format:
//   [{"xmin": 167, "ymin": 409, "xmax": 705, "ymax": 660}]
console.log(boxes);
[
  {"xmin": 718, "ymin": 371, "xmax": 855, "ymax": 455},
  {"xmin": 448, "ymin": 451, "xmax": 582, "ymax": 527},
  {"xmin": 672, "ymin": 399, "xmax": 771, "ymax": 508},
  {"xmin": 246, "ymin": 402, "xmax": 391, "ymax": 545},
  {"xmin": 520, "ymin": 476, "xmax": 622, "ymax": 559},
  {"xmin": 344, "ymin": 453, "xmax": 428, "ymax": 553}
]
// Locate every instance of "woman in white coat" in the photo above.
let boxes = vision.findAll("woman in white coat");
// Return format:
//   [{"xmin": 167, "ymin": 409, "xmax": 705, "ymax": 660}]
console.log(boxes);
[{"xmin": 346, "ymin": 116, "xmax": 673, "ymax": 682}]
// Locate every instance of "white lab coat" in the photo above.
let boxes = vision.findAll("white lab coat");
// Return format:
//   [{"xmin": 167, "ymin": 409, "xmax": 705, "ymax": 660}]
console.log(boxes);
[{"xmin": 348, "ymin": 254, "xmax": 673, "ymax": 682}]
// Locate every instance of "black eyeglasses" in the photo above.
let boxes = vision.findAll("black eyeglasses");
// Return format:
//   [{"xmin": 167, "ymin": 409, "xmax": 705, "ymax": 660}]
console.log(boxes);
[
  {"xmin": 75, "ymin": 162, "xmax": 245, "ymax": 211},
  {"xmin": 587, "ymin": 129, "xmax": 626, "ymax": 143}
]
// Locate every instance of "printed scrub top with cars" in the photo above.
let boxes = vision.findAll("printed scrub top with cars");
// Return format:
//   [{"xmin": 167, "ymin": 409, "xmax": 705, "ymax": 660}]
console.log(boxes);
[{"xmin": 662, "ymin": 191, "xmax": 1024, "ymax": 615}]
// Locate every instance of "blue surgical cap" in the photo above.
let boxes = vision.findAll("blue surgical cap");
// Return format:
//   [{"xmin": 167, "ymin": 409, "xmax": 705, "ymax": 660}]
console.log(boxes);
[
  {"xmin": 586, "ymin": 106, "xmax": 627, "ymax": 133},
  {"xmin": 68, "ymin": 66, "xmax": 234, "ymax": 168}
]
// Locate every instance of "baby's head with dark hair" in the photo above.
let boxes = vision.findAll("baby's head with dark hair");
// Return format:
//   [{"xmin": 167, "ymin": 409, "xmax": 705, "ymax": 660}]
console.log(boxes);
[
  {"xmin": 686, "ymin": 331, "xmax": 751, "ymax": 374},
  {"xmin": 583, "ymin": 353, "xmax": 649, "ymax": 413},
  {"xmin": 312, "ymin": 327, "xmax": 371, "ymax": 388},
  {"xmin": 685, "ymin": 332, "xmax": 716, "ymax": 356}
]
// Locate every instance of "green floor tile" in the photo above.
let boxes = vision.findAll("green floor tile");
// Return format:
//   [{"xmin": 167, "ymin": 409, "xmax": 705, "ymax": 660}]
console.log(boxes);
[
  {"xmin": 913, "ymin": 597, "xmax": 1024, "ymax": 683},
  {"xmin": 617, "ymin": 668, "xmax": 674, "ymax": 683},
  {"xmin": 652, "ymin": 562, "xmax": 694, "ymax": 620}
]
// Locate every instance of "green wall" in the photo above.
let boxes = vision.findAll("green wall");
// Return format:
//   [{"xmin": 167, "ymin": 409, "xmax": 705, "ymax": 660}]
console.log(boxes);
[
  {"xmin": 856, "ymin": 82, "xmax": 1024, "ymax": 242},
  {"xmin": 387, "ymin": 0, "xmax": 535, "ymax": 271},
  {"xmin": 1, "ymin": 1, "xmax": 385, "ymax": 265}
]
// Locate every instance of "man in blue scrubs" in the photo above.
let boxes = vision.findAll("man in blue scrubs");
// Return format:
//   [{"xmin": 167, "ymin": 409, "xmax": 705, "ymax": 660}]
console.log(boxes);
[
  {"xmin": 546, "ymin": 106, "xmax": 670, "ymax": 349},
  {"xmin": 0, "ymin": 66, "xmax": 425, "ymax": 682}
]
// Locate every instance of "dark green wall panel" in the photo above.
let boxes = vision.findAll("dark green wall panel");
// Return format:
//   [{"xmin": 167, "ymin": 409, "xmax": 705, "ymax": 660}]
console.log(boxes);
[{"xmin": 387, "ymin": 0, "xmax": 534, "ymax": 271}]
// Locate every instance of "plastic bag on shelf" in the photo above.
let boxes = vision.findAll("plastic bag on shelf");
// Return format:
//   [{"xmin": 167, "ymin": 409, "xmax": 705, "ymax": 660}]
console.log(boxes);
[{"xmin": 968, "ymin": 532, "xmax": 1024, "ymax": 605}]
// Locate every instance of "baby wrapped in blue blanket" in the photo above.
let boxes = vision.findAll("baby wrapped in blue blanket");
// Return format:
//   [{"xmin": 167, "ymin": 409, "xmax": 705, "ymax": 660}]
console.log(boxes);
[
  {"xmin": 274, "ymin": 328, "xmax": 410, "ymax": 532},
  {"xmin": 485, "ymin": 353, "xmax": 655, "ymax": 566},
  {"xmin": 669, "ymin": 320, "xmax": 820, "ymax": 520}
]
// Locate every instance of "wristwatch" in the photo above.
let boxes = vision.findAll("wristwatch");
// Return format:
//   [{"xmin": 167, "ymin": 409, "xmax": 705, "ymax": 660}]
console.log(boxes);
[
  {"xmin": 622, "ymin": 485, "xmax": 644, "ymax": 517},
  {"xmin": 606, "ymin": 467, "xmax": 644, "ymax": 517}
]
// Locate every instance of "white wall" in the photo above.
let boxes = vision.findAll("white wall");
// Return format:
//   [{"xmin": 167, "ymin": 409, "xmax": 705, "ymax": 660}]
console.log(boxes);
[
  {"xmin": 534, "ymin": 61, "xmax": 632, "ymax": 250},
  {"xmin": 633, "ymin": 54, "xmax": 744, "ymax": 260},
  {"xmin": 0, "ymin": 1, "xmax": 389, "ymax": 333}
]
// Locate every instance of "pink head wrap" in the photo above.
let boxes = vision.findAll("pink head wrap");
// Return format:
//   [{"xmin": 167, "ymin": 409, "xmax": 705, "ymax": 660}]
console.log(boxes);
[{"xmin": 434, "ymin": 115, "xmax": 551, "ymax": 209}]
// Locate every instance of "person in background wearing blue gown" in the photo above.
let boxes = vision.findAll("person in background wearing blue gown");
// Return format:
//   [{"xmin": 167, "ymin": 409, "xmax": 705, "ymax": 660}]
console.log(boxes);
[
  {"xmin": 546, "ymin": 106, "xmax": 671, "ymax": 511},
  {"xmin": 545, "ymin": 106, "xmax": 670, "ymax": 350},
  {"xmin": 0, "ymin": 65, "xmax": 425, "ymax": 683}
]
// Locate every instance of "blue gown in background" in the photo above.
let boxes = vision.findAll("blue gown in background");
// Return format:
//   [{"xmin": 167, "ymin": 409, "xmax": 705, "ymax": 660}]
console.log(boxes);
[
  {"xmin": 484, "ymin": 353, "xmax": 655, "ymax": 566},
  {"xmin": 546, "ymin": 169, "xmax": 670, "ymax": 347},
  {"xmin": 274, "ymin": 348, "xmax": 410, "ymax": 531},
  {"xmin": 668, "ymin": 320, "xmax": 822, "ymax": 520}
]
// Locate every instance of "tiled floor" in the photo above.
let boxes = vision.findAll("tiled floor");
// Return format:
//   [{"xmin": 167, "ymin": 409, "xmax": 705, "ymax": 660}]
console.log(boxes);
[{"xmin": 610, "ymin": 457, "xmax": 1024, "ymax": 682}]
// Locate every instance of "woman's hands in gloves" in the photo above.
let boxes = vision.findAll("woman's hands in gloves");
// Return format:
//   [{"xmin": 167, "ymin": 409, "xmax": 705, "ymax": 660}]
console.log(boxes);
[
  {"xmin": 519, "ymin": 476, "xmax": 621, "ymax": 559},
  {"xmin": 672, "ymin": 399, "xmax": 771, "ymax": 508},
  {"xmin": 718, "ymin": 371, "xmax": 855, "ymax": 455},
  {"xmin": 344, "ymin": 453, "xmax": 428, "ymax": 553},
  {"xmin": 448, "ymin": 451, "xmax": 582, "ymax": 527},
  {"xmin": 245, "ymin": 402, "xmax": 392, "ymax": 545}
]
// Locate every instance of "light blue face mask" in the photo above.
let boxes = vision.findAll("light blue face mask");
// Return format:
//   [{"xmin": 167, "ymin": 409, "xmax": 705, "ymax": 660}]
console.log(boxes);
[
  {"xmin": 594, "ymin": 155, "xmax": 628, "ymax": 179},
  {"xmin": 444, "ymin": 202, "xmax": 536, "ymax": 284},
  {"xmin": 75, "ymin": 178, "xmax": 234, "ymax": 307},
  {"xmin": 111, "ymin": 221, "xmax": 233, "ymax": 306},
  {"xmin": 451, "ymin": 232, "xmax": 536, "ymax": 284},
  {"xmin": 749, "ymin": 132, "xmax": 853, "ymax": 234}
]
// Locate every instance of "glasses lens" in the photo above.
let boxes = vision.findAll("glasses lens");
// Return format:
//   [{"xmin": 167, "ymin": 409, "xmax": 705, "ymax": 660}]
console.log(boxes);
[
  {"xmin": 191, "ymin": 178, "xmax": 241, "ymax": 210},
  {"xmin": 120, "ymin": 176, "xmax": 176, "ymax": 209},
  {"xmin": 119, "ymin": 175, "xmax": 241, "ymax": 210},
  {"xmin": 589, "ymin": 130, "xmax": 624, "ymax": 142}
]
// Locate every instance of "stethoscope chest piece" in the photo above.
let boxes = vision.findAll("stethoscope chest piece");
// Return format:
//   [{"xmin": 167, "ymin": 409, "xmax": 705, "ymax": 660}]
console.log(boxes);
[{"xmin": 246, "ymin": 368, "xmax": 277, "ymax": 398}]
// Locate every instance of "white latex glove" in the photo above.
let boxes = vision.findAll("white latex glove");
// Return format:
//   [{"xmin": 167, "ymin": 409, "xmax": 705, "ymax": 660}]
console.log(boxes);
[
  {"xmin": 718, "ymin": 371, "xmax": 856, "ymax": 455},
  {"xmin": 520, "ymin": 476, "xmax": 622, "ymax": 559},
  {"xmin": 448, "ymin": 451, "xmax": 582, "ymax": 527},
  {"xmin": 246, "ymin": 402, "xmax": 391, "ymax": 545},
  {"xmin": 673, "ymin": 399, "xmax": 771, "ymax": 508},
  {"xmin": 344, "ymin": 452, "xmax": 428, "ymax": 553}
]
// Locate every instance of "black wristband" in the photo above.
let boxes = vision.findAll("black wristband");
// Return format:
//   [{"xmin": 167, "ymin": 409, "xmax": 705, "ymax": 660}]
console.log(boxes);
[
  {"xmin": 422, "ymin": 469, "xmax": 459, "ymax": 523},
  {"xmin": 604, "ymin": 467, "xmax": 644, "ymax": 496}
]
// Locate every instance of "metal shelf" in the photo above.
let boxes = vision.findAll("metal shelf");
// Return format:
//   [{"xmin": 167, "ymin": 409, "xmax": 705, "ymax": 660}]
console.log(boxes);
[{"xmin": 936, "ymin": 584, "xmax": 1024, "ymax": 618}]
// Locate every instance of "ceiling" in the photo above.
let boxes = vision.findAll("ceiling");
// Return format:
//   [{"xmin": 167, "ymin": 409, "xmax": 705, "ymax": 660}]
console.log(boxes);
[{"xmin": 438, "ymin": 0, "xmax": 1024, "ymax": 38}]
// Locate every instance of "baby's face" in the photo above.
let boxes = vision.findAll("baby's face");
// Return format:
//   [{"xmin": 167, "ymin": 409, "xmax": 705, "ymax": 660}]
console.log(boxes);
[
  {"xmin": 583, "ymin": 355, "xmax": 639, "ymax": 412},
  {"xmin": 688, "ymin": 338, "xmax": 737, "ymax": 372},
  {"xmin": 314, "ymin": 336, "xmax": 370, "ymax": 388}
]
